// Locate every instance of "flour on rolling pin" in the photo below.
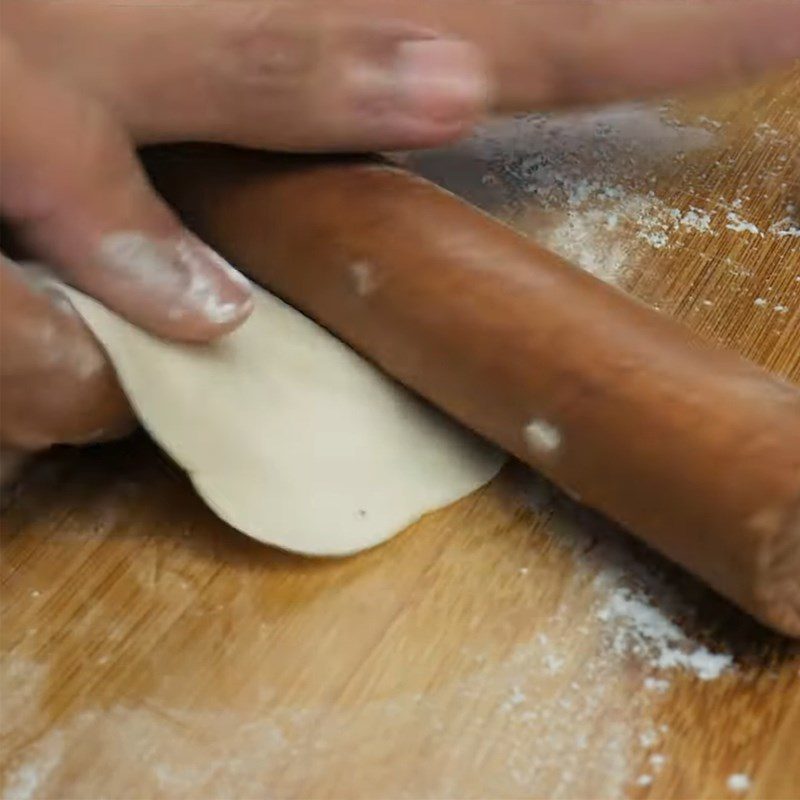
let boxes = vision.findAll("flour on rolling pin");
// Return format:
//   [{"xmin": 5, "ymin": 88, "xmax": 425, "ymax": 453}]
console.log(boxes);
[{"xmin": 523, "ymin": 419, "xmax": 562, "ymax": 460}]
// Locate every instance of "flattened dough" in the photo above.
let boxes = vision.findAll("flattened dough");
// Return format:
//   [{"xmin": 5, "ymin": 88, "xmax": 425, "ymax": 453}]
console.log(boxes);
[{"xmin": 65, "ymin": 283, "xmax": 505, "ymax": 555}]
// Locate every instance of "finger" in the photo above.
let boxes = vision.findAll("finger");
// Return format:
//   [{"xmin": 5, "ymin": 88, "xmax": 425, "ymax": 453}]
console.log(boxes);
[
  {"xmin": 5, "ymin": 1, "xmax": 800, "ymax": 150},
  {"xmin": 428, "ymin": 0, "xmax": 800, "ymax": 110},
  {"xmin": 3, "ymin": 1, "xmax": 491, "ymax": 151},
  {"xmin": 0, "ymin": 258, "xmax": 134, "ymax": 451},
  {"xmin": 0, "ymin": 37, "xmax": 252, "ymax": 342}
]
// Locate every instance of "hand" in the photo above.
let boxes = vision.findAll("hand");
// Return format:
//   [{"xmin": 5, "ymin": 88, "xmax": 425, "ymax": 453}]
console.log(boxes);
[
  {"xmin": 2, "ymin": 0, "xmax": 799, "ymax": 483},
  {"xmin": 0, "ymin": 1, "xmax": 495, "ymax": 480},
  {"xmin": 6, "ymin": 0, "xmax": 800, "ymax": 149},
  {"xmin": 0, "ymin": 35, "xmax": 253, "ymax": 480}
]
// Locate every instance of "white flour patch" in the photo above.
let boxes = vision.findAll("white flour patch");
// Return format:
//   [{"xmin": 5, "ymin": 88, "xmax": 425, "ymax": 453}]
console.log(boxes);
[
  {"xmin": 3, "ymin": 733, "xmax": 65, "ymax": 800},
  {"xmin": 349, "ymin": 261, "xmax": 377, "ymax": 297},
  {"xmin": 644, "ymin": 676, "xmax": 671, "ymax": 693},
  {"xmin": 523, "ymin": 419, "xmax": 562, "ymax": 457},
  {"xmin": 639, "ymin": 728, "xmax": 661, "ymax": 749},
  {"xmin": 0, "ymin": 658, "xmax": 48, "ymax": 737},
  {"xmin": 542, "ymin": 652, "xmax": 565, "ymax": 675},
  {"xmin": 680, "ymin": 208, "xmax": 713, "ymax": 233},
  {"xmin": 599, "ymin": 589, "xmax": 732, "ymax": 680},
  {"xmin": 725, "ymin": 212, "xmax": 762, "ymax": 236},
  {"xmin": 649, "ymin": 753, "xmax": 667, "ymax": 771},
  {"xmin": 0, "ymin": 659, "xmax": 61, "ymax": 800},
  {"xmin": 727, "ymin": 773, "xmax": 752, "ymax": 793},
  {"xmin": 770, "ymin": 217, "xmax": 800, "ymax": 238},
  {"xmin": 533, "ymin": 207, "xmax": 633, "ymax": 281}
]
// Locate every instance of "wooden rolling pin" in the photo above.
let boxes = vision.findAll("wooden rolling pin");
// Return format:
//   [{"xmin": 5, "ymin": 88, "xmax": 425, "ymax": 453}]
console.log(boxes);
[{"xmin": 146, "ymin": 146, "xmax": 800, "ymax": 637}]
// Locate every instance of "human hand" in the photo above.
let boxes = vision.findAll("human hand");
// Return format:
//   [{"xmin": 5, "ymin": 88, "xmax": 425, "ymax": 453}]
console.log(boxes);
[
  {"xmin": 2, "ymin": 0, "xmax": 799, "ymax": 482},
  {"xmin": 6, "ymin": 0, "xmax": 800, "ymax": 150},
  {"xmin": 0, "ymin": 36, "xmax": 254, "ymax": 481}
]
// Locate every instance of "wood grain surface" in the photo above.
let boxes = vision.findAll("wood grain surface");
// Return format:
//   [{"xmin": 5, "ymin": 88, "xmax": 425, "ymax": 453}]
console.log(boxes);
[{"xmin": 1, "ymin": 69, "xmax": 799, "ymax": 800}]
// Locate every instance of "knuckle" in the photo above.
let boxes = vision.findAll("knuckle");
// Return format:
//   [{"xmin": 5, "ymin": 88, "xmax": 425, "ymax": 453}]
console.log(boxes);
[
  {"xmin": 47, "ymin": 98, "xmax": 149, "ymax": 223},
  {"xmin": 223, "ymin": 6, "xmax": 323, "ymax": 92},
  {"xmin": 1, "ymin": 318, "xmax": 126, "ymax": 449},
  {"xmin": 69, "ymin": 101, "xmax": 132, "ymax": 176}
]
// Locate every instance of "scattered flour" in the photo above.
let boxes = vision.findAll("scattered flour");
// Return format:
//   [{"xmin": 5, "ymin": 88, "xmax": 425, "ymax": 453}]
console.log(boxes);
[
  {"xmin": 542, "ymin": 652, "xmax": 565, "ymax": 675},
  {"xmin": 524, "ymin": 475, "xmax": 735, "ymax": 684},
  {"xmin": 769, "ymin": 217, "xmax": 800, "ymax": 238},
  {"xmin": 481, "ymin": 106, "xmax": 719, "ymax": 279},
  {"xmin": 505, "ymin": 686, "xmax": 528, "ymax": 708},
  {"xmin": 725, "ymin": 212, "xmax": 762, "ymax": 236},
  {"xmin": 1, "ymin": 637, "xmax": 646, "ymax": 800},
  {"xmin": 405, "ymin": 104, "xmax": 719, "ymax": 284},
  {"xmin": 407, "ymin": 104, "xmax": 797, "ymax": 290},
  {"xmin": 680, "ymin": 208, "xmax": 713, "ymax": 233},
  {"xmin": 639, "ymin": 728, "xmax": 661, "ymax": 749},
  {"xmin": 2, "ymin": 734, "xmax": 64, "ymax": 800},
  {"xmin": 649, "ymin": 753, "xmax": 667, "ymax": 771},
  {"xmin": 598, "ymin": 589, "xmax": 732, "ymax": 680},
  {"xmin": 643, "ymin": 677, "xmax": 671, "ymax": 693}
]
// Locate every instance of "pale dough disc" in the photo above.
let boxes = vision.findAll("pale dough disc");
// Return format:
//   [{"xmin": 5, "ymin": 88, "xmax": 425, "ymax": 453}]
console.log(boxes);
[{"xmin": 65, "ymin": 283, "xmax": 505, "ymax": 555}]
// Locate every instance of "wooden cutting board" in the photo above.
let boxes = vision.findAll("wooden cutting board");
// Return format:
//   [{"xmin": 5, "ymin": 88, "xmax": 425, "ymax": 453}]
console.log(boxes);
[{"xmin": 1, "ymin": 69, "xmax": 798, "ymax": 800}]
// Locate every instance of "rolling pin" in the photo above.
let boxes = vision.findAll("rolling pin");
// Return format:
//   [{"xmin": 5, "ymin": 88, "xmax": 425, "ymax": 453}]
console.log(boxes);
[{"xmin": 146, "ymin": 146, "xmax": 800, "ymax": 638}]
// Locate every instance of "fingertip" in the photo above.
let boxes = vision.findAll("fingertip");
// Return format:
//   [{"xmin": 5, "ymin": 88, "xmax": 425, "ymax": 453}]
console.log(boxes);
[
  {"xmin": 392, "ymin": 38, "xmax": 491, "ymax": 127},
  {"xmin": 355, "ymin": 36, "xmax": 491, "ymax": 151},
  {"xmin": 166, "ymin": 233, "xmax": 255, "ymax": 341},
  {"xmin": 94, "ymin": 230, "xmax": 254, "ymax": 342},
  {"xmin": 165, "ymin": 284, "xmax": 255, "ymax": 343}
]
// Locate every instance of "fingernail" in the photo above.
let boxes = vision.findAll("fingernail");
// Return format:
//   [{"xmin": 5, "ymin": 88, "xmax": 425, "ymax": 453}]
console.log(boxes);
[
  {"xmin": 98, "ymin": 231, "xmax": 253, "ymax": 327},
  {"xmin": 392, "ymin": 39, "xmax": 490, "ymax": 124}
]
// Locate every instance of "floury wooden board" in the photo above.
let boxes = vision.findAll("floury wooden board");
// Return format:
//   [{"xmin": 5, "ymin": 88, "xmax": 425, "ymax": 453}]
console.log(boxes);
[{"xmin": 1, "ymin": 69, "xmax": 798, "ymax": 799}]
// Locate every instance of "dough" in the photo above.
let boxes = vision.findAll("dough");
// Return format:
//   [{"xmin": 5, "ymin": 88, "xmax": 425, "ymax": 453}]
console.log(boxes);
[{"xmin": 65, "ymin": 283, "xmax": 505, "ymax": 555}]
